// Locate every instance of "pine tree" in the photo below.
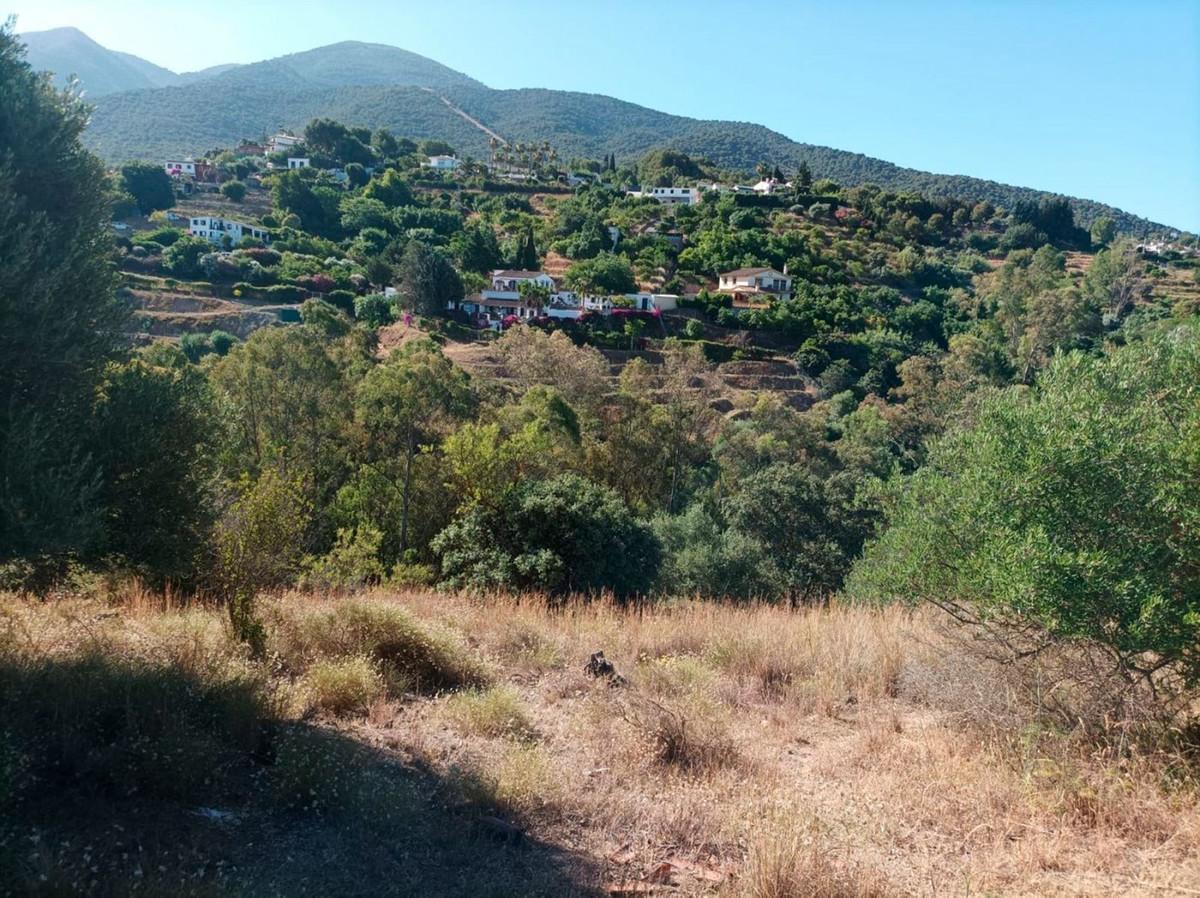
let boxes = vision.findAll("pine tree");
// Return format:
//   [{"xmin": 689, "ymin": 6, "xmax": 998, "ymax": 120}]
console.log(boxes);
[
  {"xmin": 797, "ymin": 161, "xmax": 813, "ymax": 191},
  {"xmin": 515, "ymin": 226, "xmax": 540, "ymax": 270},
  {"xmin": 0, "ymin": 24, "xmax": 128, "ymax": 563}
]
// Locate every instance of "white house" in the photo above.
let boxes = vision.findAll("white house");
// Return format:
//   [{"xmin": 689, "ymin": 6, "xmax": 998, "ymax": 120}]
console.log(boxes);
[
  {"xmin": 189, "ymin": 216, "xmax": 271, "ymax": 246},
  {"xmin": 628, "ymin": 186, "xmax": 700, "ymax": 206},
  {"xmin": 717, "ymin": 267, "xmax": 793, "ymax": 304},
  {"xmin": 451, "ymin": 270, "xmax": 583, "ymax": 328},
  {"xmin": 287, "ymin": 157, "xmax": 311, "ymax": 170},
  {"xmin": 625, "ymin": 293, "xmax": 679, "ymax": 312},
  {"xmin": 164, "ymin": 159, "xmax": 197, "ymax": 177},
  {"xmin": 425, "ymin": 155, "xmax": 461, "ymax": 171},
  {"xmin": 267, "ymin": 133, "xmax": 302, "ymax": 154},
  {"xmin": 752, "ymin": 178, "xmax": 790, "ymax": 195},
  {"xmin": 489, "ymin": 270, "xmax": 555, "ymax": 292}
]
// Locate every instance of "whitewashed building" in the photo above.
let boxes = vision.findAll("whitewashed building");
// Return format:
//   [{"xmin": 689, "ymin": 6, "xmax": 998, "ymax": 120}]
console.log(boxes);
[
  {"xmin": 267, "ymin": 133, "xmax": 302, "ymax": 154},
  {"xmin": 189, "ymin": 216, "xmax": 271, "ymax": 246},
  {"xmin": 425, "ymin": 155, "xmax": 461, "ymax": 171},
  {"xmin": 717, "ymin": 267, "xmax": 793, "ymax": 304},
  {"xmin": 628, "ymin": 186, "xmax": 701, "ymax": 206},
  {"xmin": 287, "ymin": 157, "xmax": 311, "ymax": 170}
]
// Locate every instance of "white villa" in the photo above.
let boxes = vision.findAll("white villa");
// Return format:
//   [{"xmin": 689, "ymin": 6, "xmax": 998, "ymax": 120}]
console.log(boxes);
[
  {"xmin": 628, "ymin": 186, "xmax": 701, "ymax": 206},
  {"xmin": 164, "ymin": 159, "xmax": 198, "ymax": 177},
  {"xmin": 717, "ymin": 267, "xmax": 793, "ymax": 304},
  {"xmin": 189, "ymin": 216, "xmax": 271, "ymax": 246},
  {"xmin": 752, "ymin": 178, "xmax": 790, "ymax": 195},
  {"xmin": 287, "ymin": 157, "xmax": 311, "ymax": 169},
  {"xmin": 425, "ymin": 155, "xmax": 461, "ymax": 171},
  {"xmin": 450, "ymin": 269, "xmax": 677, "ymax": 328},
  {"xmin": 267, "ymin": 133, "xmax": 302, "ymax": 154}
]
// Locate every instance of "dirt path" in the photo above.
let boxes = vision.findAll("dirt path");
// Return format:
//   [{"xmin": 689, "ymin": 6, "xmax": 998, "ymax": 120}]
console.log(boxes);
[{"xmin": 421, "ymin": 87, "xmax": 508, "ymax": 146}]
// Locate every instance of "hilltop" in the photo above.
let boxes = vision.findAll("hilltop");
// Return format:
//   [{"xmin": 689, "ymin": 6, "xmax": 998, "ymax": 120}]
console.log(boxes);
[
  {"xmin": 18, "ymin": 29, "xmax": 483, "ymax": 98},
  {"xmin": 19, "ymin": 26, "xmax": 180, "ymax": 95},
  {"xmin": 26, "ymin": 32, "xmax": 1169, "ymax": 235}
]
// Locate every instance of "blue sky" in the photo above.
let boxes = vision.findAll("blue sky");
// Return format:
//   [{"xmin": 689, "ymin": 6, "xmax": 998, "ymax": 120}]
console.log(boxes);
[{"xmin": 13, "ymin": 0, "xmax": 1200, "ymax": 230}]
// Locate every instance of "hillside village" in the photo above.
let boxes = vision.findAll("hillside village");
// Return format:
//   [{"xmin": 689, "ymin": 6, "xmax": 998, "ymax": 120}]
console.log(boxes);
[{"xmin": 108, "ymin": 122, "xmax": 1200, "ymax": 429}]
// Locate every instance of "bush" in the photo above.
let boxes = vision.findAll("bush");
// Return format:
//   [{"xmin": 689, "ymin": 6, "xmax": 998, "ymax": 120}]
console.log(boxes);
[
  {"xmin": 300, "ymin": 526, "xmax": 386, "ymax": 592},
  {"xmin": 354, "ymin": 292, "xmax": 395, "ymax": 326},
  {"xmin": 326, "ymin": 288, "xmax": 357, "ymax": 316},
  {"xmin": 621, "ymin": 692, "xmax": 738, "ymax": 772},
  {"xmin": 267, "ymin": 600, "xmax": 489, "ymax": 693},
  {"xmin": 220, "ymin": 180, "xmax": 247, "ymax": 202},
  {"xmin": 433, "ymin": 473, "xmax": 662, "ymax": 599},
  {"xmin": 446, "ymin": 686, "xmax": 537, "ymax": 740},
  {"xmin": 300, "ymin": 656, "xmax": 383, "ymax": 716},
  {"xmin": 263, "ymin": 284, "xmax": 306, "ymax": 302},
  {"xmin": 846, "ymin": 321, "xmax": 1200, "ymax": 688}
]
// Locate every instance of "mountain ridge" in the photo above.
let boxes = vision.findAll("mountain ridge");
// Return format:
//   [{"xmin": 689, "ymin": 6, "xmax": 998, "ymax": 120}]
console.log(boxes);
[{"xmin": 19, "ymin": 29, "xmax": 1179, "ymax": 234}]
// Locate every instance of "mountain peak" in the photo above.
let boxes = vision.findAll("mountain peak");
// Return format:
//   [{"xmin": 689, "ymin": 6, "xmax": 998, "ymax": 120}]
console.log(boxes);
[{"xmin": 20, "ymin": 26, "xmax": 179, "ymax": 95}]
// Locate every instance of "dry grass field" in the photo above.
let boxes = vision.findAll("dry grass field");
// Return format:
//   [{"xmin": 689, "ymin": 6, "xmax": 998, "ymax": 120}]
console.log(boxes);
[{"xmin": 1, "ymin": 587, "xmax": 1197, "ymax": 897}]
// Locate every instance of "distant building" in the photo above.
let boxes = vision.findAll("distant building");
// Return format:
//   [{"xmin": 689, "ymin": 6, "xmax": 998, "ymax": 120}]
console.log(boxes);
[
  {"xmin": 164, "ymin": 159, "xmax": 216, "ymax": 181},
  {"xmin": 625, "ymin": 293, "xmax": 678, "ymax": 312},
  {"xmin": 450, "ymin": 270, "xmax": 565, "ymax": 328},
  {"xmin": 189, "ymin": 216, "xmax": 271, "ymax": 246},
  {"xmin": 628, "ymin": 186, "xmax": 700, "ymax": 206},
  {"xmin": 752, "ymin": 178, "xmax": 789, "ymax": 195},
  {"xmin": 425, "ymin": 155, "xmax": 461, "ymax": 171},
  {"xmin": 717, "ymin": 267, "xmax": 793, "ymax": 304},
  {"xmin": 489, "ymin": 270, "xmax": 555, "ymax": 292},
  {"xmin": 287, "ymin": 157, "xmax": 311, "ymax": 170},
  {"xmin": 267, "ymin": 133, "xmax": 302, "ymax": 154}
]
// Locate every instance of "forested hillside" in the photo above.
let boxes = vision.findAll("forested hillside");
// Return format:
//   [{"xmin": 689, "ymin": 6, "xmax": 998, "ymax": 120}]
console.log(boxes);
[{"xmin": 72, "ymin": 41, "xmax": 1171, "ymax": 234}]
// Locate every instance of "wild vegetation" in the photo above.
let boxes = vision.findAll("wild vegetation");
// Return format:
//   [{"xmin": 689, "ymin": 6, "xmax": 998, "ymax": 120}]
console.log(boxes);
[{"xmin": 2, "ymin": 22, "xmax": 1200, "ymax": 895}]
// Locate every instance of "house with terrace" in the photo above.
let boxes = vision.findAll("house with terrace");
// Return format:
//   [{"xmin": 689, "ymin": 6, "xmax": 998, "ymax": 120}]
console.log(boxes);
[
  {"xmin": 452, "ymin": 269, "xmax": 564, "ymax": 328},
  {"xmin": 717, "ymin": 266, "xmax": 793, "ymax": 307},
  {"xmin": 188, "ymin": 216, "xmax": 271, "ymax": 247}
]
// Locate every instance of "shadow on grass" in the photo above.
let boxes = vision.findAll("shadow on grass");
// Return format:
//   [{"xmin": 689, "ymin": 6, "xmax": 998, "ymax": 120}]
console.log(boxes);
[{"xmin": 0, "ymin": 653, "xmax": 604, "ymax": 897}]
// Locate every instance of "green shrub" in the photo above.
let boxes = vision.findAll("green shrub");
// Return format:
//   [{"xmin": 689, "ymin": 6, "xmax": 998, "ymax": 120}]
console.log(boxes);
[
  {"xmin": 300, "ymin": 656, "xmax": 383, "ymax": 716},
  {"xmin": 446, "ymin": 686, "xmax": 537, "ymax": 740},
  {"xmin": 268, "ymin": 600, "xmax": 489, "ymax": 693},
  {"xmin": 354, "ymin": 293, "xmax": 395, "ymax": 327},
  {"xmin": 846, "ymin": 321, "xmax": 1200, "ymax": 686},
  {"xmin": 264, "ymin": 284, "xmax": 306, "ymax": 303},
  {"xmin": 220, "ymin": 180, "xmax": 247, "ymax": 202},
  {"xmin": 300, "ymin": 526, "xmax": 386, "ymax": 592}
]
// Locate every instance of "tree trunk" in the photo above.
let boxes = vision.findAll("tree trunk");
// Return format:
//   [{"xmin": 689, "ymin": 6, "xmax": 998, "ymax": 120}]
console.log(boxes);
[{"xmin": 399, "ymin": 432, "xmax": 415, "ymax": 554}]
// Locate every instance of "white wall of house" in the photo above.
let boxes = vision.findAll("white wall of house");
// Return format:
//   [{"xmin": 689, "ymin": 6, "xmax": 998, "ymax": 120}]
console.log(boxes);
[
  {"xmin": 717, "ymin": 268, "xmax": 793, "ymax": 301},
  {"xmin": 164, "ymin": 160, "xmax": 196, "ymax": 177},
  {"xmin": 287, "ymin": 157, "xmax": 311, "ymax": 169},
  {"xmin": 426, "ymin": 155, "xmax": 460, "ymax": 170},
  {"xmin": 188, "ymin": 216, "xmax": 270, "ymax": 246},
  {"xmin": 628, "ymin": 186, "xmax": 700, "ymax": 206},
  {"xmin": 489, "ymin": 271, "xmax": 556, "ymax": 291},
  {"xmin": 268, "ymin": 134, "xmax": 301, "ymax": 153}
]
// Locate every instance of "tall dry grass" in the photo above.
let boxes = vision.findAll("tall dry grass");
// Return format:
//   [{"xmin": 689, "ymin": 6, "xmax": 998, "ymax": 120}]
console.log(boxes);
[{"xmin": 2, "ymin": 586, "xmax": 1198, "ymax": 896}]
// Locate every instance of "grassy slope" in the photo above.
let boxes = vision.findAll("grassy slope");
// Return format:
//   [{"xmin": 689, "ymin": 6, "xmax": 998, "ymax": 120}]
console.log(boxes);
[{"xmin": 2, "ymin": 588, "xmax": 1196, "ymax": 897}]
